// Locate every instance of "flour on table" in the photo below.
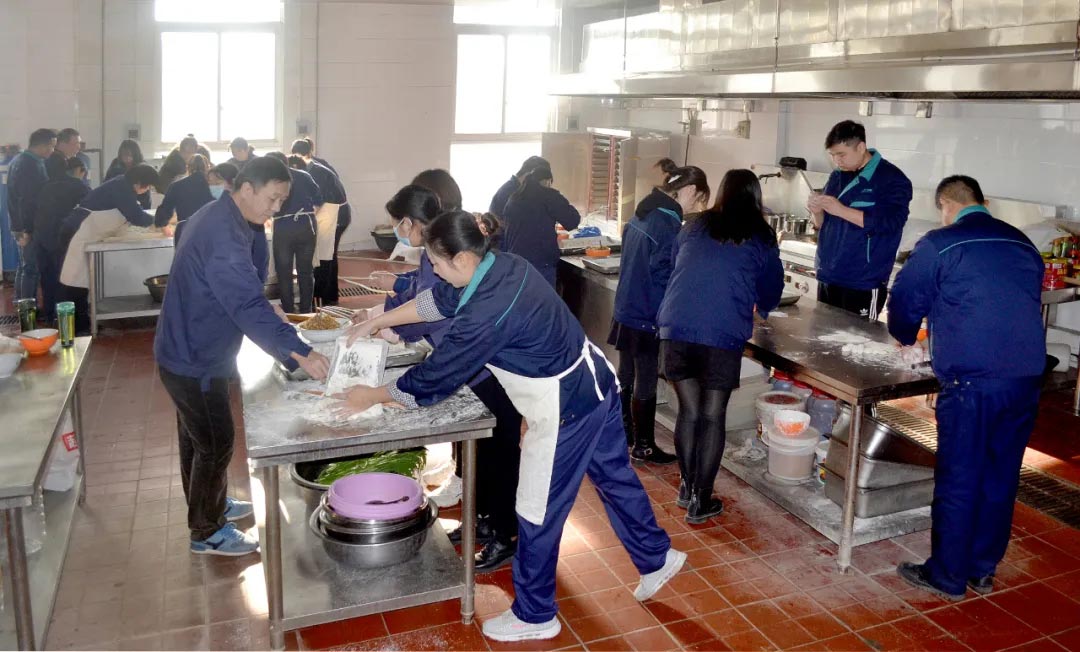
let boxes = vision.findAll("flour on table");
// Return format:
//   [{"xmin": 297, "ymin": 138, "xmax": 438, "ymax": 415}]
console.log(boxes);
[
  {"xmin": 281, "ymin": 389, "xmax": 384, "ymax": 423},
  {"xmin": 817, "ymin": 331, "xmax": 870, "ymax": 345},
  {"xmin": 840, "ymin": 341, "xmax": 927, "ymax": 371}
]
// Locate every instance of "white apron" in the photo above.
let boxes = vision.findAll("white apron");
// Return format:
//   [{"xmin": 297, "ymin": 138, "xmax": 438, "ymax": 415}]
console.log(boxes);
[
  {"xmin": 485, "ymin": 340, "xmax": 616, "ymax": 526},
  {"xmin": 314, "ymin": 202, "xmax": 342, "ymax": 264},
  {"xmin": 59, "ymin": 208, "xmax": 128, "ymax": 288}
]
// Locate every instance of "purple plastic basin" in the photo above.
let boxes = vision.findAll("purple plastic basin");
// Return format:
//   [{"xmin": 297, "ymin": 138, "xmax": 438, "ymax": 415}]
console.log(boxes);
[{"xmin": 327, "ymin": 472, "xmax": 424, "ymax": 520}]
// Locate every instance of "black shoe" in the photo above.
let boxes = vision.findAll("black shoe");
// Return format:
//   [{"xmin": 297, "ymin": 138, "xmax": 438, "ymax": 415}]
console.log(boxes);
[
  {"xmin": 631, "ymin": 444, "xmax": 678, "ymax": 465},
  {"xmin": 475, "ymin": 538, "xmax": 516, "ymax": 573},
  {"xmin": 676, "ymin": 478, "xmax": 691, "ymax": 509},
  {"xmin": 685, "ymin": 489, "xmax": 723, "ymax": 525},
  {"xmin": 896, "ymin": 562, "xmax": 965, "ymax": 602},
  {"xmin": 967, "ymin": 575, "xmax": 994, "ymax": 595},
  {"xmin": 448, "ymin": 516, "xmax": 494, "ymax": 546}
]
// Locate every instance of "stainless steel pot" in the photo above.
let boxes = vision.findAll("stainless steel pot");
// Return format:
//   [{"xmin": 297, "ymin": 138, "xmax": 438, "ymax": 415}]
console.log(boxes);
[
  {"xmin": 309, "ymin": 501, "xmax": 437, "ymax": 567},
  {"xmin": 317, "ymin": 492, "xmax": 430, "ymax": 539},
  {"xmin": 764, "ymin": 213, "xmax": 783, "ymax": 232},
  {"xmin": 290, "ymin": 462, "xmax": 329, "ymax": 512},
  {"xmin": 781, "ymin": 215, "xmax": 811, "ymax": 237}
]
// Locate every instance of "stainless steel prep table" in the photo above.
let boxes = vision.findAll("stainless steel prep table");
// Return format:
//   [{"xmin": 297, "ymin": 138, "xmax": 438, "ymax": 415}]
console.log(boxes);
[
  {"xmin": 1041, "ymin": 285, "xmax": 1080, "ymax": 416},
  {"xmin": 744, "ymin": 301, "xmax": 939, "ymax": 572},
  {"xmin": 85, "ymin": 235, "xmax": 174, "ymax": 335},
  {"xmin": 238, "ymin": 339, "xmax": 495, "ymax": 651},
  {"xmin": 0, "ymin": 337, "xmax": 91, "ymax": 650}
]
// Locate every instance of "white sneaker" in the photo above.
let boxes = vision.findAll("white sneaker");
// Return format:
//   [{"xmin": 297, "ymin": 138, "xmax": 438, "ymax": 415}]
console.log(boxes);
[
  {"xmin": 634, "ymin": 548, "xmax": 687, "ymax": 601},
  {"xmin": 481, "ymin": 609, "xmax": 561, "ymax": 642}
]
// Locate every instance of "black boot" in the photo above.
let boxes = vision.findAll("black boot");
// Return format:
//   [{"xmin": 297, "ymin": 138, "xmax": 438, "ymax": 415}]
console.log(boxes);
[
  {"xmin": 620, "ymin": 390, "xmax": 635, "ymax": 447},
  {"xmin": 630, "ymin": 398, "xmax": 677, "ymax": 465},
  {"xmin": 475, "ymin": 536, "xmax": 516, "ymax": 573},
  {"xmin": 676, "ymin": 477, "xmax": 691, "ymax": 509},
  {"xmin": 447, "ymin": 514, "xmax": 494, "ymax": 546},
  {"xmin": 686, "ymin": 488, "xmax": 723, "ymax": 525}
]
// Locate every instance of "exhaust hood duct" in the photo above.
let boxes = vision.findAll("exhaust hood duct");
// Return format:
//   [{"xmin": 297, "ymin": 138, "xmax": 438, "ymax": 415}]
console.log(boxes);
[{"xmin": 553, "ymin": 2, "xmax": 1080, "ymax": 100}]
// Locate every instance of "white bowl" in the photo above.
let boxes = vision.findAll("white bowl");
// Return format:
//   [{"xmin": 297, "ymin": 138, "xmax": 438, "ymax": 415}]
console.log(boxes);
[
  {"xmin": 0, "ymin": 352, "xmax": 23, "ymax": 378},
  {"xmin": 297, "ymin": 317, "xmax": 349, "ymax": 343}
]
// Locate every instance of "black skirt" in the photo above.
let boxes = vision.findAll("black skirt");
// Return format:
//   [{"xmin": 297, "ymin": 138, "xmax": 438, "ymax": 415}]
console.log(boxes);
[
  {"xmin": 661, "ymin": 339, "xmax": 742, "ymax": 390},
  {"xmin": 607, "ymin": 320, "xmax": 660, "ymax": 356}
]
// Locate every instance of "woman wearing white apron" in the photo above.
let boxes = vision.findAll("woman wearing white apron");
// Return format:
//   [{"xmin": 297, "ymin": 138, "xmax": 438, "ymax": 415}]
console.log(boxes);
[
  {"xmin": 58, "ymin": 164, "xmax": 160, "ymax": 333},
  {"xmin": 338, "ymin": 211, "xmax": 685, "ymax": 642}
]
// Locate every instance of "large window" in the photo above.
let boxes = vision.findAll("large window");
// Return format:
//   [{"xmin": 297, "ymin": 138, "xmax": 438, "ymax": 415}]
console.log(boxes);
[
  {"xmin": 451, "ymin": 25, "xmax": 554, "ymax": 210},
  {"xmin": 156, "ymin": 0, "xmax": 280, "ymax": 145}
]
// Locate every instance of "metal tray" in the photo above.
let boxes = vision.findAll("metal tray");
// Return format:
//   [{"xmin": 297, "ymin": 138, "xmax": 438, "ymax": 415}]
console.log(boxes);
[
  {"xmin": 559, "ymin": 235, "xmax": 622, "ymax": 255},
  {"xmin": 831, "ymin": 408, "xmax": 936, "ymax": 468},
  {"xmin": 582, "ymin": 256, "xmax": 621, "ymax": 274},
  {"xmin": 824, "ymin": 437, "xmax": 935, "ymax": 489},
  {"xmin": 823, "ymin": 467, "xmax": 933, "ymax": 518}
]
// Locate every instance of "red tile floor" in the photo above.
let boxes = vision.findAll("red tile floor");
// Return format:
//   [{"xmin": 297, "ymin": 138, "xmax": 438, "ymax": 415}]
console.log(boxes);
[{"xmin": 33, "ymin": 327, "xmax": 1080, "ymax": 651}]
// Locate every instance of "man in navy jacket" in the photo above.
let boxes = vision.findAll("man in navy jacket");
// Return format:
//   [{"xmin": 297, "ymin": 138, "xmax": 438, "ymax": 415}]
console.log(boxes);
[
  {"xmin": 155, "ymin": 157, "xmax": 330, "ymax": 556},
  {"xmin": 809, "ymin": 120, "xmax": 912, "ymax": 320},
  {"xmin": 887, "ymin": 175, "xmax": 1044, "ymax": 601},
  {"xmin": 7, "ymin": 128, "xmax": 57, "ymax": 303}
]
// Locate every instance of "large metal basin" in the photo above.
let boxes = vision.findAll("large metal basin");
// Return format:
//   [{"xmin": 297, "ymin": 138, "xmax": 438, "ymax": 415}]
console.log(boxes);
[
  {"xmin": 823, "ymin": 467, "xmax": 933, "ymax": 518},
  {"xmin": 831, "ymin": 408, "xmax": 936, "ymax": 468}
]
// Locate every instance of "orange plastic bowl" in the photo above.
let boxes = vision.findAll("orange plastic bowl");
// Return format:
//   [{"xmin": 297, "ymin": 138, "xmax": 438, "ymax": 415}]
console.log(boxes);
[
  {"xmin": 19, "ymin": 329, "xmax": 59, "ymax": 356},
  {"xmin": 585, "ymin": 246, "xmax": 611, "ymax": 258}
]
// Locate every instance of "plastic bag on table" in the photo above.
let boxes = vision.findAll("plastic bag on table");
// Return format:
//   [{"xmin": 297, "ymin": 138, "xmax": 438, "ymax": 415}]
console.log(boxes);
[{"xmin": 43, "ymin": 409, "xmax": 79, "ymax": 493}]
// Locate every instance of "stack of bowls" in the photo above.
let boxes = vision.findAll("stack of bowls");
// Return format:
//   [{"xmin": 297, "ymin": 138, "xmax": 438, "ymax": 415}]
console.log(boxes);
[{"xmin": 309, "ymin": 472, "xmax": 436, "ymax": 567}]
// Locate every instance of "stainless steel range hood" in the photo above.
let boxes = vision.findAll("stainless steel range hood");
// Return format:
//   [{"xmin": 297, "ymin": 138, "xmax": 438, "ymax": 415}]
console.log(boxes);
[{"xmin": 553, "ymin": 1, "xmax": 1080, "ymax": 99}]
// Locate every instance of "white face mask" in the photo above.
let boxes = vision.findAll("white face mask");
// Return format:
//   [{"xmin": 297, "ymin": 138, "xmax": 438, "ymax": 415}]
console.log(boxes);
[{"xmin": 209, "ymin": 185, "xmax": 225, "ymax": 199}]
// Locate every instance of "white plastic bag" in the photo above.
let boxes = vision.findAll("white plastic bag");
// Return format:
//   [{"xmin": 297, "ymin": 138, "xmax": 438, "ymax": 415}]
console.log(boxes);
[{"xmin": 43, "ymin": 409, "xmax": 79, "ymax": 492}]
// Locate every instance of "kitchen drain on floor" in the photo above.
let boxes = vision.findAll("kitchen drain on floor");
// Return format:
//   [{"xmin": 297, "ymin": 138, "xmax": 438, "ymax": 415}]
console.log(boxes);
[{"xmin": 875, "ymin": 403, "xmax": 1080, "ymax": 530}]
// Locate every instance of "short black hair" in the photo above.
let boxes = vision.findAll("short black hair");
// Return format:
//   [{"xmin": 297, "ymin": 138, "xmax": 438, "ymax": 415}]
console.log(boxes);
[
  {"xmin": 935, "ymin": 175, "xmax": 985, "ymax": 208},
  {"xmin": 412, "ymin": 169, "xmax": 462, "ymax": 212},
  {"xmin": 824, "ymin": 120, "xmax": 866, "ymax": 149},
  {"xmin": 210, "ymin": 162, "xmax": 239, "ymax": 185},
  {"xmin": 236, "ymin": 156, "xmax": 291, "ymax": 192},
  {"xmin": 286, "ymin": 154, "xmax": 307, "ymax": 170},
  {"xmin": 29, "ymin": 128, "xmax": 58, "ymax": 148},
  {"xmin": 66, "ymin": 158, "xmax": 87, "ymax": 174},
  {"xmin": 125, "ymin": 163, "xmax": 159, "ymax": 187},
  {"xmin": 263, "ymin": 151, "xmax": 288, "ymax": 165},
  {"xmin": 57, "ymin": 128, "xmax": 80, "ymax": 144},
  {"xmin": 386, "ymin": 184, "xmax": 442, "ymax": 225},
  {"xmin": 290, "ymin": 139, "xmax": 313, "ymax": 157}
]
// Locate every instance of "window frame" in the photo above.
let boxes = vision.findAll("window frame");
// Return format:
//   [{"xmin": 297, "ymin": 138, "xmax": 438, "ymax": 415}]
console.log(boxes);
[
  {"xmin": 453, "ymin": 23, "xmax": 558, "ymax": 143},
  {"xmin": 154, "ymin": 20, "xmax": 284, "ymax": 152}
]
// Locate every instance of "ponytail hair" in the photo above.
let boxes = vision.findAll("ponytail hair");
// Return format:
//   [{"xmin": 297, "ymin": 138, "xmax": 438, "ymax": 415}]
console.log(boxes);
[
  {"xmin": 186, "ymin": 153, "xmax": 210, "ymax": 176},
  {"xmin": 701, "ymin": 168, "xmax": 776, "ymax": 247},
  {"xmin": 425, "ymin": 210, "xmax": 498, "ymax": 261},
  {"xmin": 511, "ymin": 164, "xmax": 553, "ymax": 201},
  {"xmin": 386, "ymin": 184, "xmax": 441, "ymax": 225},
  {"xmin": 655, "ymin": 158, "xmax": 679, "ymax": 183},
  {"xmin": 659, "ymin": 164, "xmax": 710, "ymax": 205}
]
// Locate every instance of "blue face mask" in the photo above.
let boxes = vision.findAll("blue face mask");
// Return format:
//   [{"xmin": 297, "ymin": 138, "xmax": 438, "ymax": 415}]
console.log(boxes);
[
  {"xmin": 209, "ymin": 185, "xmax": 225, "ymax": 199},
  {"xmin": 393, "ymin": 219, "xmax": 412, "ymax": 246}
]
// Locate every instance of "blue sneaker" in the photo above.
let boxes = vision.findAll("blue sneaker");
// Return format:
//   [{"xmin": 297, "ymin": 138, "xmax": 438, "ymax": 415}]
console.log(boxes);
[
  {"xmin": 224, "ymin": 497, "xmax": 254, "ymax": 522},
  {"xmin": 190, "ymin": 523, "xmax": 260, "ymax": 556}
]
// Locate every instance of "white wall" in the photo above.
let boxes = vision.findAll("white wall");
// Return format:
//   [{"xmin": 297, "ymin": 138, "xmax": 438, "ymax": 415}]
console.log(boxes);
[{"xmin": 0, "ymin": 0, "xmax": 457, "ymax": 250}]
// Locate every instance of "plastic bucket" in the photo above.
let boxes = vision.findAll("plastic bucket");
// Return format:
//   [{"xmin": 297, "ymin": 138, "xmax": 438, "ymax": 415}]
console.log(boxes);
[
  {"xmin": 767, "ymin": 427, "xmax": 820, "ymax": 481},
  {"xmin": 755, "ymin": 392, "xmax": 807, "ymax": 444}
]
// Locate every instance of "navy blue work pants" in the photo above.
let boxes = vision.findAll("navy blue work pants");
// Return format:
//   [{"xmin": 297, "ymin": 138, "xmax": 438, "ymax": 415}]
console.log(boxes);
[
  {"xmin": 511, "ymin": 387, "xmax": 670, "ymax": 623},
  {"xmin": 924, "ymin": 376, "xmax": 1041, "ymax": 595}
]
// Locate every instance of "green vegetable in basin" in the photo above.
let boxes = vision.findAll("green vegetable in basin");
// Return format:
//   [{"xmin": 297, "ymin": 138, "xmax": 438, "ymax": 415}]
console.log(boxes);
[{"xmin": 316, "ymin": 448, "xmax": 427, "ymax": 485}]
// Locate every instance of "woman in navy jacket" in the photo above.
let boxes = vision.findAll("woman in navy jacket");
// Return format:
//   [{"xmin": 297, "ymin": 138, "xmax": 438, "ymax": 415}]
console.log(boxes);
[
  {"xmin": 657, "ymin": 169, "xmax": 784, "ymax": 524},
  {"xmin": 500, "ymin": 165, "xmax": 581, "ymax": 287},
  {"xmin": 610, "ymin": 160, "xmax": 710, "ymax": 465},
  {"xmin": 380, "ymin": 185, "xmax": 524, "ymax": 571},
  {"xmin": 339, "ymin": 211, "xmax": 683, "ymax": 643},
  {"xmin": 155, "ymin": 154, "xmax": 213, "ymax": 236}
]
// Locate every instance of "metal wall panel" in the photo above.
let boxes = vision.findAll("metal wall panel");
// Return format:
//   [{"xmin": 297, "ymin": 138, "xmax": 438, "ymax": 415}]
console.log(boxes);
[
  {"xmin": 839, "ymin": 0, "xmax": 950, "ymax": 39},
  {"xmin": 953, "ymin": 0, "xmax": 1079, "ymax": 30}
]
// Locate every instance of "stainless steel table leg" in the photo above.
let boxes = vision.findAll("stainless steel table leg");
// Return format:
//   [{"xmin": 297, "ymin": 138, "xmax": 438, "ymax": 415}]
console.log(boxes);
[
  {"xmin": 460, "ymin": 437, "xmax": 477, "ymax": 625},
  {"xmin": 5, "ymin": 507, "xmax": 36, "ymax": 650},
  {"xmin": 837, "ymin": 403, "xmax": 864, "ymax": 573},
  {"xmin": 72, "ymin": 383, "xmax": 87, "ymax": 505},
  {"xmin": 261, "ymin": 466, "xmax": 285, "ymax": 650},
  {"xmin": 87, "ymin": 251, "xmax": 98, "ymax": 336}
]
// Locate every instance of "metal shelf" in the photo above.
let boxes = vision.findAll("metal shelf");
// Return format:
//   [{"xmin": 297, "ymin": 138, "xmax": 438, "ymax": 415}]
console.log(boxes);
[
  {"xmin": 254, "ymin": 466, "xmax": 463, "ymax": 632},
  {"xmin": 0, "ymin": 474, "xmax": 84, "ymax": 650},
  {"xmin": 95, "ymin": 294, "xmax": 162, "ymax": 321}
]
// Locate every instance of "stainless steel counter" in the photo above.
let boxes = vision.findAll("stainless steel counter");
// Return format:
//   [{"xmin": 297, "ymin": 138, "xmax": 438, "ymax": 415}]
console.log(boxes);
[
  {"xmin": 237, "ymin": 339, "xmax": 494, "ymax": 650},
  {"xmin": 0, "ymin": 337, "xmax": 91, "ymax": 650},
  {"xmin": 85, "ymin": 236, "xmax": 175, "ymax": 335}
]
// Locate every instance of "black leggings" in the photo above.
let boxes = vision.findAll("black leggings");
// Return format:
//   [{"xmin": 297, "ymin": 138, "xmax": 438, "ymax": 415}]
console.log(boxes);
[
  {"xmin": 672, "ymin": 379, "xmax": 732, "ymax": 493},
  {"xmin": 617, "ymin": 349, "xmax": 659, "ymax": 401}
]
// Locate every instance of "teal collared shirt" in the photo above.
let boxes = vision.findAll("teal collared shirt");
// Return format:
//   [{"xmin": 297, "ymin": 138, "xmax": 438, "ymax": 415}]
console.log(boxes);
[
  {"xmin": 953, "ymin": 204, "xmax": 991, "ymax": 225},
  {"xmin": 456, "ymin": 251, "xmax": 496, "ymax": 314},
  {"xmin": 838, "ymin": 149, "xmax": 883, "ymax": 205}
]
